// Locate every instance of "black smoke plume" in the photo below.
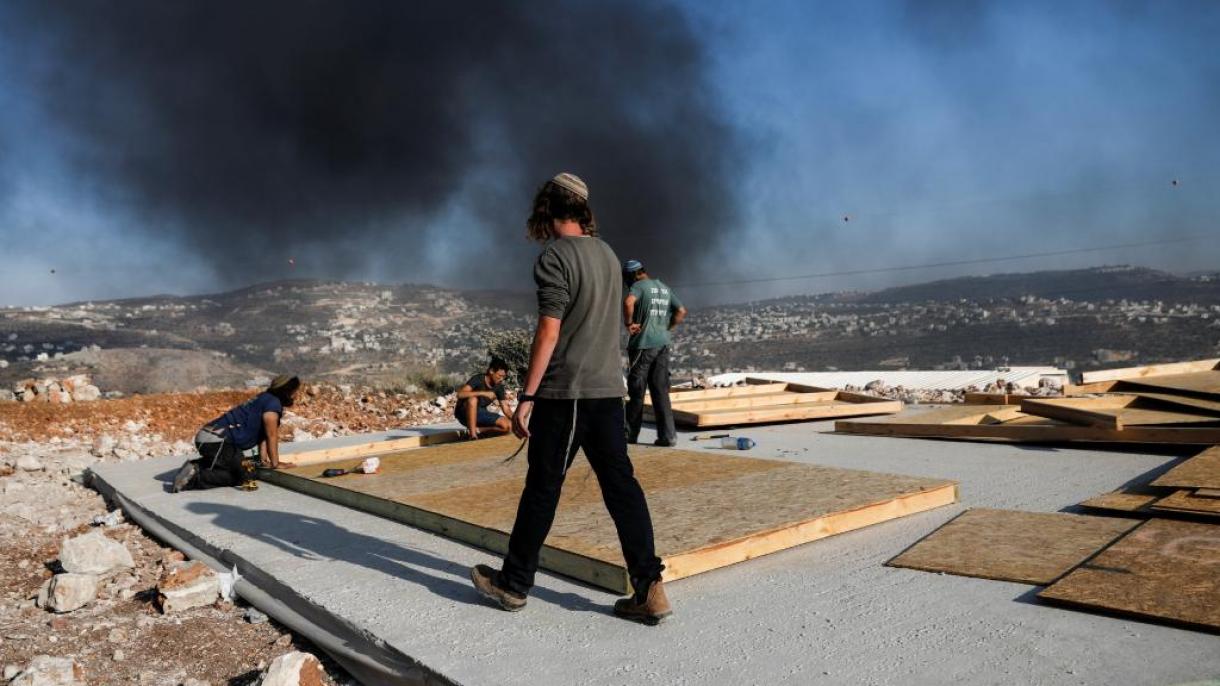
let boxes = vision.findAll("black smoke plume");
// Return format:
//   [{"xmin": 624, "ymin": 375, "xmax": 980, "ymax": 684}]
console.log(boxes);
[{"xmin": 6, "ymin": 1, "xmax": 741, "ymax": 286}]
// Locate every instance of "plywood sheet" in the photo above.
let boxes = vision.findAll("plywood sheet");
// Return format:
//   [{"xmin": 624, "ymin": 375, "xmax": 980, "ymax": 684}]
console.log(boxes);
[
  {"xmin": 263, "ymin": 435, "xmax": 956, "ymax": 593},
  {"xmin": 1150, "ymin": 446, "xmax": 1220, "ymax": 490},
  {"xmin": 835, "ymin": 405, "xmax": 1220, "ymax": 445},
  {"xmin": 1119, "ymin": 371, "xmax": 1220, "ymax": 400},
  {"xmin": 1020, "ymin": 396, "xmax": 1220, "ymax": 430},
  {"xmin": 1081, "ymin": 359, "xmax": 1220, "ymax": 384},
  {"xmin": 887, "ymin": 509, "xmax": 1137, "ymax": 584},
  {"xmin": 1150, "ymin": 489, "xmax": 1220, "ymax": 518},
  {"xmin": 649, "ymin": 382, "xmax": 900, "ymax": 428},
  {"xmin": 1078, "ymin": 487, "xmax": 1165, "ymax": 514},
  {"xmin": 1039, "ymin": 519, "xmax": 1220, "ymax": 631}
]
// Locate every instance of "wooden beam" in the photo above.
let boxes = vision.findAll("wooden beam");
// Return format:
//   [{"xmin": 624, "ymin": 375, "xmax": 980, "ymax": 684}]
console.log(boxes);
[
  {"xmin": 282, "ymin": 429, "xmax": 465, "ymax": 466},
  {"xmin": 1081, "ymin": 358, "xmax": 1220, "ymax": 384}
]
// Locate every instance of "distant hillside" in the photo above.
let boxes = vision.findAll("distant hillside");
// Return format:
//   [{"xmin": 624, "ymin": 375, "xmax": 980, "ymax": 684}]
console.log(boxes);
[{"xmin": 848, "ymin": 266, "xmax": 1220, "ymax": 305}]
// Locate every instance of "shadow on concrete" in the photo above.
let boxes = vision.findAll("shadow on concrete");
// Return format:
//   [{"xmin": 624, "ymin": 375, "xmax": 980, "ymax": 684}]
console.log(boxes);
[{"xmin": 183, "ymin": 501, "xmax": 606, "ymax": 615}]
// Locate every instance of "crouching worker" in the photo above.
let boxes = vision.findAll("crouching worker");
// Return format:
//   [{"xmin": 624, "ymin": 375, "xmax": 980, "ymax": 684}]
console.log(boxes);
[
  {"xmin": 455, "ymin": 358, "xmax": 514, "ymax": 439},
  {"xmin": 172, "ymin": 375, "xmax": 301, "ymax": 492}
]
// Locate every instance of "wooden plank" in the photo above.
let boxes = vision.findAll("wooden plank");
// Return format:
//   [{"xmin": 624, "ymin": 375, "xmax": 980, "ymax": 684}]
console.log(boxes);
[
  {"xmin": 1020, "ymin": 396, "xmax": 1220, "ymax": 430},
  {"xmin": 1125, "ymin": 392, "xmax": 1220, "ymax": 416},
  {"xmin": 1150, "ymin": 489, "xmax": 1220, "ymax": 518},
  {"xmin": 1195, "ymin": 488, "xmax": 1220, "ymax": 499},
  {"xmin": 262, "ymin": 435, "xmax": 956, "ymax": 593},
  {"xmin": 666, "ymin": 391, "xmax": 840, "ymax": 413},
  {"xmin": 1078, "ymin": 488, "xmax": 1163, "ymax": 514},
  {"xmin": 281, "ymin": 429, "xmax": 465, "ymax": 466},
  {"xmin": 1117, "ymin": 371, "xmax": 1220, "ymax": 400},
  {"xmin": 1081, "ymin": 358, "xmax": 1220, "ymax": 384},
  {"xmin": 1065, "ymin": 380, "xmax": 1120, "ymax": 395},
  {"xmin": 650, "ymin": 383, "xmax": 789, "ymax": 404},
  {"xmin": 1039, "ymin": 519, "xmax": 1220, "ymax": 632},
  {"xmin": 836, "ymin": 406, "xmax": 1220, "ymax": 444},
  {"xmin": 1150, "ymin": 446, "xmax": 1220, "ymax": 490},
  {"xmin": 887, "ymin": 509, "xmax": 1138, "ymax": 584},
  {"xmin": 670, "ymin": 398, "xmax": 902, "ymax": 428}
]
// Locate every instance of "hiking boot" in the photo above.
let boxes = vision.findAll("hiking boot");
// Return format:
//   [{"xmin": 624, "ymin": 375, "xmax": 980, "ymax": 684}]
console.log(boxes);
[
  {"xmin": 653, "ymin": 438, "xmax": 675, "ymax": 447},
  {"xmin": 470, "ymin": 564, "xmax": 527, "ymax": 612},
  {"xmin": 614, "ymin": 579, "xmax": 672, "ymax": 625},
  {"xmin": 171, "ymin": 461, "xmax": 198, "ymax": 493}
]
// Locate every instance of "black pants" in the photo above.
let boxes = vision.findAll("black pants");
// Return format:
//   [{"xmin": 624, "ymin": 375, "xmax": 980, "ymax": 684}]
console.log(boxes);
[
  {"xmin": 625, "ymin": 346, "xmax": 676, "ymax": 445},
  {"xmin": 192, "ymin": 437, "xmax": 244, "ymax": 488},
  {"xmin": 500, "ymin": 398, "xmax": 664, "ymax": 595}
]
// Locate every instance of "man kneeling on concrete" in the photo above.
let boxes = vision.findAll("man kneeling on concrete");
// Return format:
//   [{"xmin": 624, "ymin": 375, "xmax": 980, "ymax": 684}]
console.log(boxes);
[
  {"xmin": 172, "ymin": 375, "xmax": 300, "ymax": 491},
  {"xmin": 469, "ymin": 172, "xmax": 671, "ymax": 624},
  {"xmin": 455, "ymin": 357, "xmax": 513, "ymax": 439}
]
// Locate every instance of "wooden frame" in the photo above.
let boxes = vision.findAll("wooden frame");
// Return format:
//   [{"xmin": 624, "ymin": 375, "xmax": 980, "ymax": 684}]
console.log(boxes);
[
  {"xmin": 835, "ymin": 404, "xmax": 1220, "ymax": 444},
  {"xmin": 261, "ymin": 436, "xmax": 956, "ymax": 593},
  {"xmin": 281, "ymin": 428, "xmax": 466, "ymax": 466},
  {"xmin": 1019, "ymin": 395, "xmax": 1220, "ymax": 430},
  {"xmin": 1081, "ymin": 359, "xmax": 1220, "ymax": 384},
  {"xmin": 646, "ymin": 381, "xmax": 901, "ymax": 428}
]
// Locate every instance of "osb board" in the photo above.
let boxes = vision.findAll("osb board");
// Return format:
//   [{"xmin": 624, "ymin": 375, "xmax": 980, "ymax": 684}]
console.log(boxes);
[
  {"xmin": 1118, "ymin": 371, "xmax": 1220, "ymax": 400},
  {"xmin": 1039, "ymin": 519, "xmax": 1220, "ymax": 632},
  {"xmin": 1150, "ymin": 446, "xmax": 1220, "ymax": 490},
  {"xmin": 887, "ymin": 509, "xmax": 1137, "ymax": 585},
  {"xmin": 1081, "ymin": 359, "xmax": 1220, "ymax": 384},
  {"xmin": 835, "ymin": 405, "xmax": 1220, "ymax": 445},
  {"xmin": 282, "ymin": 428, "xmax": 465, "ymax": 466},
  {"xmin": 1150, "ymin": 489, "xmax": 1220, "ymax": 518},
  {"xmin": 263, "ymin": 435, "xmax": 956, "ymax": 593},
  {"xmin": 1020, "ymin": 396, "xmax": 1220, "ymax": 430},
  {"xmin": 1078, "ymin": 487, "xmax": 1165, "ymax": 514},
  {"xmin": 649, "ymin": 382, "xmax": 900, "ymax": 428}
]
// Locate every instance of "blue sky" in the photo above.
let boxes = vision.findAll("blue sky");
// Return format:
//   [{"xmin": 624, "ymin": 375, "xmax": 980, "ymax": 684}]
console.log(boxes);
[{"xmin": 1, "ymin": 1, "xmax": 1217, "ymax": 306}]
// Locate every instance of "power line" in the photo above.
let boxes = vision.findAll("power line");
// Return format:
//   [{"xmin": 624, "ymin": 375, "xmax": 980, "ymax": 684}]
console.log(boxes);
[{"xmin": 674, "ymin": 235, "xmax": 1209, "ymax": 288}]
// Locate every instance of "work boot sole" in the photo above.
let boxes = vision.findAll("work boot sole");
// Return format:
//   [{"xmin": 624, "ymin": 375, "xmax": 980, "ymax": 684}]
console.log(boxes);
[
  {"xmin": 171, "ymin": 462, "xmax": 198, "ymax": 493},
  {"xmin": 470, "ymin": 565, "xmax": 526, "ymax": 612},
  {"xmin": 613, "ymin": 605, "xmax": 672, "ymax": 626}
]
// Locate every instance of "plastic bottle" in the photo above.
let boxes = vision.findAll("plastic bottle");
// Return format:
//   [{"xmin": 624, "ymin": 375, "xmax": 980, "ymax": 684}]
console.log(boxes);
[{"xmin": 719, "ymin": 436, "xmax": 756, "ymax": 450}]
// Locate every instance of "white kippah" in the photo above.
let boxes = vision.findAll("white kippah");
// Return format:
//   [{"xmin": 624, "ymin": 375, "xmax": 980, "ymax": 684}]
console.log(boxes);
[{"xmin": 550, "ymin": 172, "xmax": 589, "ymax": 200}]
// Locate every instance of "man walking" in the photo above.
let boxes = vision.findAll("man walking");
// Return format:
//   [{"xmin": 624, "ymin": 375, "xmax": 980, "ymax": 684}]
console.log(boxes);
[
  {"xmin": 623, "ymin": 260, "xmax": 686, "ymax": 446},
  {"xmin": 469, "ymin": 172, "xmax": 671, "ymax": 625}
]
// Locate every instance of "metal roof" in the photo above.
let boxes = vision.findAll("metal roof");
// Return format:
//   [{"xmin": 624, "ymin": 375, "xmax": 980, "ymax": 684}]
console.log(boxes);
[{"xmin": 708, "ymin": 367, "xmax": 1067, "ymax": 391}]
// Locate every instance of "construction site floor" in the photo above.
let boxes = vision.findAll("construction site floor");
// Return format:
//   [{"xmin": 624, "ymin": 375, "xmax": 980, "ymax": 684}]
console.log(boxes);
[{"xmin": 90, "ymin": 416, "xmax": 1220, "ymax": 685}]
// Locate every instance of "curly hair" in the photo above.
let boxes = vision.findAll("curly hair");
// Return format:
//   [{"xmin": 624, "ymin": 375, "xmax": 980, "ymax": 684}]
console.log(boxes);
[{"xmin": 526, "ymin": 181, "xmax": 597, "ymax": 242}]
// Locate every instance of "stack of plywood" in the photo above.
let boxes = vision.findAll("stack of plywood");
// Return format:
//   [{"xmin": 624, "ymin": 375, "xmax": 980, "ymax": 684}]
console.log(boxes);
[
  {"xmin": 1080, "ymin": 445, "xmax": 1220, "ymax": 520},
  {"xmin": 645, "ymin": 380, "xmax": 901, "ymax": 428},
  {"xmin": 836, "ymin": 358, "xmax": 1220, "ymax": 445},
  {"xmin": 889, "ymin": 507, "xmax": 1220, "ymax": 632}
]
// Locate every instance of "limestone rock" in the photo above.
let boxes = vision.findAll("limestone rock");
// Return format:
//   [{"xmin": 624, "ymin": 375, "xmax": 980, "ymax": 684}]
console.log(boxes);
[
  {"xmin": 17, "ymin": 455, "xmax": 44, "ymax": 472},
  {"xmin": 59, "ymin": 531, "xmax": 135, "ymax": 576},
  {"xmin": 42, "ymin": 573, "xmax": 99, "ymax": 613},
  {"xmin": 71, "ymin": 385, "xmax": 101, "ymax": 402},
  {"xmin": 10, "ymin": 655, "xmax": 84, "ymax": 685},
  {"xmin": 258, "ymin": 651, "xmax": 325, "ymax": 686},
  {"xmin": 157, "ymin": 561, "xmax": 220, "ymax": 613}
]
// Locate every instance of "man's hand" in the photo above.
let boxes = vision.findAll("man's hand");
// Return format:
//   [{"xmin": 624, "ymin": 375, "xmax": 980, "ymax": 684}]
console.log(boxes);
[
  {"xmin": 628, "ymin": 322, "xmax": 642, "ymax": 336},
  {"xmin": 512, "ymin": 400, "xmax": 533, "ymax": 439}
]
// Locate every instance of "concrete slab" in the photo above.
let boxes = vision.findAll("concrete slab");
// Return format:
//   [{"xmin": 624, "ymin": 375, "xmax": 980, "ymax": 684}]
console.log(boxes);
[{"xmin": 91, "ymin": 419, "xmax": 1220, "ymax": 686}]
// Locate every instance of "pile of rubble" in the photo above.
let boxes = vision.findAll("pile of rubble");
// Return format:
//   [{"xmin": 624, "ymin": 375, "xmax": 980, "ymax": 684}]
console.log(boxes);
[
  {"xmin": 848, "ymin": 378, "xmax": 1063, "ymax": 404},
  {"xmin": 6, "ymin": 375, "xmax": 103, "ymax": 404}
]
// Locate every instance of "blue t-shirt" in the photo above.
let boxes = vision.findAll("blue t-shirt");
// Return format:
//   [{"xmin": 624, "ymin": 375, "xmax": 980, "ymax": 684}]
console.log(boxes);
[{"xmin": 209, "ymin": 392, "xmax": 283, "ymax": 450}]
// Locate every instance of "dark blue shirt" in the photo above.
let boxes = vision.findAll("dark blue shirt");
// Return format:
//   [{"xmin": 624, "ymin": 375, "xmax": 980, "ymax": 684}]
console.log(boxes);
[{"xmin": 209, "ymin": 392, "xmax": 283, "ymax": 450}]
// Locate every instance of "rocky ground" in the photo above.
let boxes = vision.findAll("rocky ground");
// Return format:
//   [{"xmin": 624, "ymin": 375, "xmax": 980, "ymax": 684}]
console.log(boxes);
[{"xmin": 0, "ymin": 384, "xmax": 458, "ymax": 685}]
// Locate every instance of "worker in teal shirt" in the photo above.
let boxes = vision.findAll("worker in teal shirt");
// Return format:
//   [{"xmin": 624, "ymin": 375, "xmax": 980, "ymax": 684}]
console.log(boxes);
[{"xmin": 623, "ymin": 259, "xmax": 687, "ymax": 446}]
